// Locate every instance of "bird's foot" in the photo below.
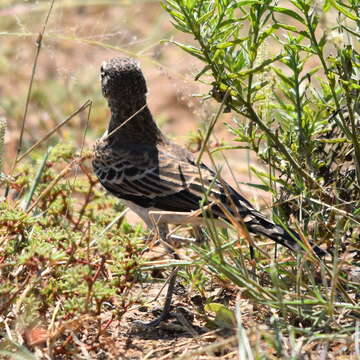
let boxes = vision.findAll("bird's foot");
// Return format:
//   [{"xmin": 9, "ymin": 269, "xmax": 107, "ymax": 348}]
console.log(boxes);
[
  {"xmin": 131, "ymin": 308, "xmax": 171, "ymax": 331},
  {"xmin": 130, "ymin": 267, "xmax": 178, "ymax": 331}
]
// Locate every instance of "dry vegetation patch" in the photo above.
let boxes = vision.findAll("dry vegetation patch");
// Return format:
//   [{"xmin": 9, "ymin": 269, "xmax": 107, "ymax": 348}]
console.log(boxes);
[{"xmin": 1, "ymin": 1, "xmax": 359, "ymax": 359}]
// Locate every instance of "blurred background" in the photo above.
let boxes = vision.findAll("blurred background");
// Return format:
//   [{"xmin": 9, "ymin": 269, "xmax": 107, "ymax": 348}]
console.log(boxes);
[{"xmin": 1, "ymin": 0, "xmax": 265, "ymax": 217}]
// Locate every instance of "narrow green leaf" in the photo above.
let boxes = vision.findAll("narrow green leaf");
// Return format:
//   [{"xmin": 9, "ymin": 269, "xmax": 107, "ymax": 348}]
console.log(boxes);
[
  {"xmin": 342, "ymin": 25, "xmax": 360, "ymax": 38},
  {"xmin": 323, "ymin": 0, "xmax": 332, "ymax": 11},
  {"xmin": 171, "ymin": 21, "xmax": 193, "ymax": 34},
  {"xmin": 205, "ymin": 303, "xmax": 236, "ymax": 329},
  {"xmin": 198, "ymin": 8, "xmax": 215, "ymax": 23},
  {"xmin": 257, "ymin": 25, "xmax": 279, "ymax": 44},
  {"xmin": 195, "ymin": 64, "xmax": 212, "ymax": 80},
  {"xmin": 274, "ymin": 23, "xmax": 309, "ymax": 38},
  {"xmin": 216, "ymin": 41, "xmax": 235, "ymax": 49},
  {"xmin": 236, "ymin": 54, "xmax": 284, "ymax": 77},
  {"xmin": 21, "ymin": 147, "xmax": 53, "ymax": 211},
  {"xmin": 184, "ymin": 0, "xmax": 197, "ymax": 10},
  {"xmin": 271, "ymin": 6, "xmax": 305, "ymax": 24},
  {"xmin": 168, "ymin": 9, "xmax": 186, "ymax": 21},
  {"xmin": 169, "ymin": 40, "xmax": 206, "ymax": 61},
  {"xmin": 300, "ymin": 66, "xmax": 321, "ymax": 83},
  {"xmin": 232, "ymin": 0, "xmax": 261, "ymax": 7},
  {"xmin": 273, "ymin": 67, "xmax": 295, "ymax": 87},
  {"xmin": 249, "ymin": 80, "xmax": 270, "ymax": 94},
  {"xmin": 217, "ymin": 18, "xmax": 242, "ymax": 29},
  {"xmin": 330, "ymin": 0, "xmax": 358, "ymax": 20},
  {"xmin": 163, "ymin": 0, "xmax": 181, "ymax": 11},
  {"xmin": 238, "ymin": 181, "xmax": 271, "ymax": 191}
]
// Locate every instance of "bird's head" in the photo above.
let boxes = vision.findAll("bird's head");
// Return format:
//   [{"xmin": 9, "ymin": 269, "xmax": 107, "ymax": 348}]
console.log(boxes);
[{"xmin": 100, "ymin": 57, "xmax": 148, "ymax": 101}]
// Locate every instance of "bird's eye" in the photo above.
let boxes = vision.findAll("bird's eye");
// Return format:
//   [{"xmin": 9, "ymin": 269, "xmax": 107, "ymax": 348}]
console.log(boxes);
[{"xmin": 100, "ymin": 65, "xmax": 106, "ymax": 78}]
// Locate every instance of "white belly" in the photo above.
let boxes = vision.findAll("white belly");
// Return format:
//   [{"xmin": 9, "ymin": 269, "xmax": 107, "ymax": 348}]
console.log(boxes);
[{"xmin": 121, "ymin": 199, "xmax": 159, "ymax": 230}]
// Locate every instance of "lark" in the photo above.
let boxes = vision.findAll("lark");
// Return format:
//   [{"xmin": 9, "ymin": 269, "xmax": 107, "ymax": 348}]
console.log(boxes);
[{"xmin": 93, "ymin": 57, "xmax": 325, "ymax": 327}]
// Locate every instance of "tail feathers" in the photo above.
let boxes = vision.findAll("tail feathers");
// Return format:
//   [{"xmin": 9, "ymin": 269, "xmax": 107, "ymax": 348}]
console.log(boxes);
[
  {"xmin": 277, "ymin": 227, "xmax": 327, "ymax": 257},
  {"xmin": 245, "ymin": 215, "xmax": 327, "ymax": 257},
  {"xmin": 213, "ymin": 189, "xmax": 327, "ymax": 257}
]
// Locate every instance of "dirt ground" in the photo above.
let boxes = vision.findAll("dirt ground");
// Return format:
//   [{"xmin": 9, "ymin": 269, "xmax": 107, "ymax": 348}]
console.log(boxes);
[{"xmin": 36, "ymin": 278, "xmax": 264, "ymax": 359}]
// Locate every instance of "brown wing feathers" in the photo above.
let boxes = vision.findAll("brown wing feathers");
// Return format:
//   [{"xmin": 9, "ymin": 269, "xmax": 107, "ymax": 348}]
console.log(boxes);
[{"xmin": 93, "ymin": 57, "xmax": 326, "ymax": 257}]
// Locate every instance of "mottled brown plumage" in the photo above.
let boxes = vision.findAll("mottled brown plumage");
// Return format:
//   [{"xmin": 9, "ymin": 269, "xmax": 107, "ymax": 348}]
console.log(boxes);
[{"xmin": 93, "ymin": 57, "xmax": 326, "ymax": 257}]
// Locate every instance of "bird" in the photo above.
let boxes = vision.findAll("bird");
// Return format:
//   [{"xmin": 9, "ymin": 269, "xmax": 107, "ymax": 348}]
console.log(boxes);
[{"xmin": 93, "ymin": 57, "xmax": 326, "ymax": 327}]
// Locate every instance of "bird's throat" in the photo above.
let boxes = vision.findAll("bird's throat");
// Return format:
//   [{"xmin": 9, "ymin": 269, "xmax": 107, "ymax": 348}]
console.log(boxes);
[{"xmin": 107, "ymin": 99, "xmax": 165, "ymax": 145}]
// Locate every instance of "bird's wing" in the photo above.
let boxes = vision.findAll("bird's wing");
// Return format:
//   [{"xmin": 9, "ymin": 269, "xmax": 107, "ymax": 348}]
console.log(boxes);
[
  {"xmin": 95, "ymin": 141, "xmax": 327, "ymax": 256},
  {"xmin": 94, "ymin": 142, "xmax": 303, "ymax": 250},
  {"xmin": 95, "ymin": 143, "xmax": 229, "ymax": 211}
]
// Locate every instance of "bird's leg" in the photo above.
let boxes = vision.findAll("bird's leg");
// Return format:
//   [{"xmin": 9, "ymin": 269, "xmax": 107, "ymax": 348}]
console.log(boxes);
[
  {"xmin": 158, "ymin": 222, "xmax": 173, "ymax": 254},
  {"xmin": 136, "ymin": 225, "xmax": 205, "ymax": 328},
  {"xmin": 132, "ymin": 267, "xmax": 179, "ymax": 329},
  {"xmin": 192, "ymin": 225, "xmax": 207, "ymax": 244},
  {"xmin": 249, "ymin": 244, "xmax": 257, "ymax": 280},
  {"xmin": 132, "ymin": 221, "xmax": 179, "ymax": 329}
]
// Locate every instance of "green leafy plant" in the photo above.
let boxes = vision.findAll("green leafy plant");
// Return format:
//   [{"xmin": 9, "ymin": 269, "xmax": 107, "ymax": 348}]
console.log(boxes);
[
  {"xmin": 163, "ymin": 0, "xmax": 359, "ymax": 354},
  {"xmin": 0, "ymin": 143, "xmax": 145, "ymax": 355},
  {"xmin": 164, "ymin": 0, "xmax": 359, "ymax": 230}
]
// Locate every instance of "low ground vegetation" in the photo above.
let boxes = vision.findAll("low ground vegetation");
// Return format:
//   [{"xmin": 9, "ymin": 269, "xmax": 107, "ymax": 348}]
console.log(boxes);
[{"xmin": 0, "ymin": 0, "xmax": 359, "ymax": 358}]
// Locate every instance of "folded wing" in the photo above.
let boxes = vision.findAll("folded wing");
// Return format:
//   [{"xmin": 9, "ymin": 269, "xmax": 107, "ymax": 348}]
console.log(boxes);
[{"xmin": 93, "ymin": 142, "xmax": 321, "ymax": 254}]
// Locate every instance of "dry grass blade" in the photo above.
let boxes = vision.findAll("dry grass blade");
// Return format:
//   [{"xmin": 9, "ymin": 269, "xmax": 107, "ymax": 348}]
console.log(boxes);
[
  {"xmin": 104, "ymin": 103, "xmax": 147, "ymax": 140},
  {"xmin": 148, "ymin": 209, "xmax": 228, "ymax": 228},
  {"xmin": 177, "ymin": 336, "xmax": 237, "ymax": 360},
  {"xmin": 66, "ymin": 100, "xmax": 93, "ymax": 220},
  {"xmin": 16, "ymin": 100, "xmax": 92, "ymax": 163},
  {"xmin": 0, "ymin": 116, "xmax": 6, "ymax": 175},
  {"xmin": 235, "ymin": 294, "xmax": 253, "ymax": 360},
  {"xmin": 11, "ymin": 0, "xmax": 55, "ymax": 171},
  {"xmin": 196, "ymin": 89, "xmax": 230, "ymax": 165}
]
